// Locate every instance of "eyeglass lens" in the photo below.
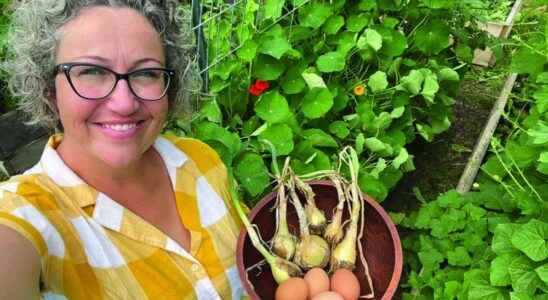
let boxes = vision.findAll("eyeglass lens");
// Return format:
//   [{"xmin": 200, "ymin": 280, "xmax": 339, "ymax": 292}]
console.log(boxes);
[{"xmin": 69, "ymin": 65, "xmax": 170, "ymax": 100}]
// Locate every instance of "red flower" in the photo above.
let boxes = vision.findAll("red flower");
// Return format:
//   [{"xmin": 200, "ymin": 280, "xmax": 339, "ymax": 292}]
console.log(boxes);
[
  {"xmin": 254, "ymin": 80, "xmax": 270, "ymax": 91},
  {"xmin": 248, "ymin": 79, "xmax": 270, "ymax": 96},
  {"xmin": 248, "ymin": 85, "xmax": 263, "ymax": 96}
]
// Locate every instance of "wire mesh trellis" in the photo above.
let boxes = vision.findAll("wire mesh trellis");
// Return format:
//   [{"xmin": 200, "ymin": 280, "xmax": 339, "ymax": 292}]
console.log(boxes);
[{"xmin": 191, "ymin": 0, "xmax": 312, "ymax": 94}]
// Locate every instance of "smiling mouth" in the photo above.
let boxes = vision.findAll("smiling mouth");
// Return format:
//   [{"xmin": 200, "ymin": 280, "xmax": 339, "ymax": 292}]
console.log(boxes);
[{"xmin": 98, "ymin": 120, "xmax": 145, "ymax": 131}]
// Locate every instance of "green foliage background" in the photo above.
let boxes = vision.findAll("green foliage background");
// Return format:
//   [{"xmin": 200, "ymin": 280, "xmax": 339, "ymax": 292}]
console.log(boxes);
[{"xmin": 169, "ymin": 0, "xmax": 491, "ymax": 206}]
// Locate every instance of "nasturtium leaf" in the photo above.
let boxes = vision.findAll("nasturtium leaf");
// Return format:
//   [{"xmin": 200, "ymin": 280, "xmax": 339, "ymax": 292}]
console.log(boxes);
[
  {"xmin": 234, "ymin": 153, "xmax": 270, "ymax": 197},
  {"xmin": 414, "ymin": 20, "xmax": 451, "ymax": 55},
  {"xmin": 439, "ymin": 67, "xmax": 460, "ymax": 82},
  {"xmin": 289, "ymin": 26, "xmax": 313, "ymax": 42},
  {"xmin": 258, "ymin": 123, "xmax": 294, "ymax": 155},
  {"xmin": 346, "ymin": 13, "xmax": 369, "ymax": 32},
  {"xmin": 535, "ymin": 264, "xmax": 548, "ymax": 284},
  {"xmin": 509, "ymin": 254, "xmax": 544, "ymax": 293},
  {"xmin": 253, "ymin": 55, "xmax": 285, "ymax": 80},
  {"xmin": 282, "ymin": 67, "xmax": 306, "ymax": 94},
  {"xmin": 241, "ymin": 116, "xmax": 261, "ymax": 137},
  {"xmin": 263, "ymin": 0, "xmax": 285, "ymax": 20},
  {"xmin": 527, "ymin": 122, "xmax": 548, "ymax": 144},
  {"xmin": 258, "ymin": 25, "xmax": 292, "ymax": 59},
  {"xmin": 365, "ymin": 137, "xmax": 386, "ymax": 153},
  {"xmin": 490, "ymin": 253, "xmax": 514, "ymax": 286},
  {"xmin": 211, "ymin": 58, "xmax": 239, "ymax": 80},
  {"xmin": 382, "ymin": 17, "xmax": 399, "ymax": 29},
  {"xmin": 302, "ymin": 70, "xmax": 327, "ymax": 88},
  {"xmin": 400, "ymin": 70, "xmax": 424, "ymax": 95},
  {"xmin": 301, "ymin": 129, "xmax": 338, "ymax": 148},
  {"xmin": 368, "ymin": 71, "xmax": 388, "ymax": 92},
  {"xmin": 259, "ymin": 36, "xmax": 292, "ymax": 59},
  {"xmin": 390, "ymin": 107, "xmax": 405, "ymax": 119},
  {"xmin": 392, "ymin": 148, "xmax": 409, "ymax": 169},
  {"xmin": 359, "ymin": 173, "xmax": 388, "ymax": 201},
  {"xmin": 254, "ymin": 90, "xmax": 291, "ymax": 124},
  {"xmin": 511, "ymin": 219, "xmax": 548, "ymax": 262},
  {"xmin": 298, "ymin": 3, "xmax": 332, "ymax": 29},
  {"xmin": 357, "ymin": 29, "xmax": 383, "ymax": 51},
  {"xmin": 194, "ymin": 121, "xmax": 241, "ymax": 163},
  {"xmin": 421, "ymin": 73, "xmax": 439, "ymax": 104},
  {"xmin": 323, "ymin": 15, "xmax": 345, "ymax": 35},
  {"xmin": 533, "ymin": 86, "xmax": 548, "ymax": 113},
  {"xmin": 378, "ymin": 28, "xmax": 407, "ymax": 57},
  {"xmin": 336, "ymin": 31, "xmax": 357, "ymax": 54},
  {"xmin": 236, "ymin": 39, "xmax": 258, "ymax": 62},
  {"xmin": 197, "ymin": 100, "xmax": 222, "ymax": 123},
  {"xmin": 316, "ymin": 51, "xmax": 346, "ymax": 73},
  {"xmin": 331, "ymin": 85, "xmax": 349, "ymax": 111},
  {"xmin": 301, "ymin": 87, "xmax": 334, "ymax": 119},
  {"xmin": 329, "ymin": 120, "xmax": 350, "ymax": 139},
  {"xmin": 416, "ymin": 123, "xmax": 434, "ymax": 142},
  {"xmin": 447, "ymin": 246, "xmax": 472, "ymax": 266}
]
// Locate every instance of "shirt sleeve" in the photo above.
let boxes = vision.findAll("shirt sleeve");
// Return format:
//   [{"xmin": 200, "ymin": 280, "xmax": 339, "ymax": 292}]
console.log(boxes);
[{"xmin": 0, "ymin": 182, "xmax": 49, "ymax": 272}]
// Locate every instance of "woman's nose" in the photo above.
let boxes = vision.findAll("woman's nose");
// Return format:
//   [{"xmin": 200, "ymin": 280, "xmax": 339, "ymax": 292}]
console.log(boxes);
[{"xmin": 104, "ymin": 79, "xmax": 140, "ymax": 115}]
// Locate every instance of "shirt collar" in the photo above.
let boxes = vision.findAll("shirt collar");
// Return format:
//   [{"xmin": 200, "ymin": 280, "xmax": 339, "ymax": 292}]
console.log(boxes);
[{"xmin": 35, "ymin": 134, "xmax": 188, "ymax": 208}]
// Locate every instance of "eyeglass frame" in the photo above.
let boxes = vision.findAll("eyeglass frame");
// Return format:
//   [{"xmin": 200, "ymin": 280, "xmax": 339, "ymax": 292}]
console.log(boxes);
[{"xmin": 53, "ymin": 62, "xmax": 176, "ymax": 101}]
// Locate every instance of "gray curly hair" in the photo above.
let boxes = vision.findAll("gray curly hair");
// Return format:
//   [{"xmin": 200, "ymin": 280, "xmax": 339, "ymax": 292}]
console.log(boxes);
[{"xmin": 2, "ymin": 0, "xmax": 201, "ymax": 130}]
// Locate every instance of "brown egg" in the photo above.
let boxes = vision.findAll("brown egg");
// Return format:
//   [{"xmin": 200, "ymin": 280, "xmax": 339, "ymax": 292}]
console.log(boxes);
[
  {"xmin": 304, "ymin": 268, "xmax": 330, "ymax": 298},
  {"xmin": 330, "ymin": 269, "xmax": 361, "ymax": 300},
  {"xmin": 275, "ymin": 277, "xmax": 309, "ymax": 300},
  {"xmin": 311, "ymin": 291, "xmax": 345, "ymax": 300}
]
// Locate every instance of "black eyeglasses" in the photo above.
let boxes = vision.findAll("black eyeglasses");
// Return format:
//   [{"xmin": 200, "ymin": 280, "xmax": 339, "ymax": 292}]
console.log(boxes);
[{"xmin": 54, "ymin": 63, "xmax": 175, "ymax": 101}]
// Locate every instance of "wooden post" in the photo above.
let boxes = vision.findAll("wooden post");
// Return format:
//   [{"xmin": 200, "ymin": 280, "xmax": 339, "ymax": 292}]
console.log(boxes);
[{"xmin": 456, "ymin": 73, "xmax": 518, "ymax": 194}]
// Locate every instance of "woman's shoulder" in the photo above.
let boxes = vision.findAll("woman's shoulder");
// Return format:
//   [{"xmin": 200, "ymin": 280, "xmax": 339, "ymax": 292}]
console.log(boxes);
[{"xmin": 159, "ymin": 134, "xmax": 226, "ymax": 173}]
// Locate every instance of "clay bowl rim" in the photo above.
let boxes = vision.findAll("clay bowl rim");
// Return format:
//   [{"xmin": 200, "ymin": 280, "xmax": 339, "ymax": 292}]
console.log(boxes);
[{"xmin": 236, "ymin": 179, "xmax": 403, "ymax": 300}]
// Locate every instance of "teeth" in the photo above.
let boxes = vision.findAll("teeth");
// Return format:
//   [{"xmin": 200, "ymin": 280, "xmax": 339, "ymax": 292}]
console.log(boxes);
[{"xmin": 102, "ymin": 123, "xmax": 137, "ymax": 131}]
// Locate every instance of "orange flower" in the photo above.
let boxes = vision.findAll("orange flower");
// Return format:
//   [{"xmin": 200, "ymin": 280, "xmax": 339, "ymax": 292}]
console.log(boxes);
[{"xmin": 353, "ymin": 84, "xmax": 365, "ymax": 96}]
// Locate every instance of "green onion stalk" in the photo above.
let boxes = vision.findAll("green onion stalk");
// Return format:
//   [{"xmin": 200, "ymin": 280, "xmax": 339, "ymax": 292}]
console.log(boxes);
[
  {"xmin": 271, "ymin": 159, "xmax": 297, "ymax": 260},
  {"xmin": 229, "ymin": 176, "xmax": 302, "ymax": 284},
  {"xmin": 329, "ymin": 147, "xmax": 374, "ymax": 297}
]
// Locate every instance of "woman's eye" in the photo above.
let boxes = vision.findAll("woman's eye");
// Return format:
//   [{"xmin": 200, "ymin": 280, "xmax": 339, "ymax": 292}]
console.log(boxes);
[
  {"xmin": 135, "ymin": 70, "xmax": 162, "ymax": 79},
  {"xmin": 76, "ymin": 66, "xmax": 108, "ymax": 76}
]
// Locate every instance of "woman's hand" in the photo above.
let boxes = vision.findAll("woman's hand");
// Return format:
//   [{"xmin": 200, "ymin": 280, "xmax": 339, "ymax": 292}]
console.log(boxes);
[{"xmin": 0, "ymin": 225, "xmax": 41, "ymax": 300}]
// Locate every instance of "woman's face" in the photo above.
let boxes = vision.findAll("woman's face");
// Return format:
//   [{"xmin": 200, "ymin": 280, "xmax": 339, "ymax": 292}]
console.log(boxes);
[{"xmin": 54, "ymin": 6, "xmax": 168, "ymax": 169}]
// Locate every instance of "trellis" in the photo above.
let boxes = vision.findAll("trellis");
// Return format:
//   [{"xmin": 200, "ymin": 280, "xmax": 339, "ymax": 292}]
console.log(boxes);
[{"xmin": 190, "ymin": 0, "xmax": 311, "ymax": 94}]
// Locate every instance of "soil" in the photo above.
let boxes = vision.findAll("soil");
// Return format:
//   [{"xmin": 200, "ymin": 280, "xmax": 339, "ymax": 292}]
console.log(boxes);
[{"xmin": 384, "ymin": 72, "xmax": 502, "ymax": 212}]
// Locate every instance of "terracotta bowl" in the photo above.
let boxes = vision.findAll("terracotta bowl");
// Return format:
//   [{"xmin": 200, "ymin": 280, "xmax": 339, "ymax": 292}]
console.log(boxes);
[{"xmin": 236, "ymin": 180, "xmax": 403, "ymax": 300}]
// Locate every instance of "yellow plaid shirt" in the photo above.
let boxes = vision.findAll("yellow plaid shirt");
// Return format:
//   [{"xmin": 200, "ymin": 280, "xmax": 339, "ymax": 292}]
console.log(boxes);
[{"xmin": 0, "ymin": 134, "xmax": 248, "ymax": 299}]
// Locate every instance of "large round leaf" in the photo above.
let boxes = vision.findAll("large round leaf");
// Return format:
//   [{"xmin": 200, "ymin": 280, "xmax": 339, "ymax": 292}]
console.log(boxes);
[
  {"xmin": 357, "ymin": 29, "xmax": 382, "ymax": 51},
  {"xmin": 316, "ymin": 51, "xmax": 346, "ymax": 73},
  {"xmin": 414, "ymin": 20, "xmax": 450, "ymax": 55},
  {"xmin": 253, "ymin": 54, "xmax": 286, "ymax": 80},
  {"xmin": 234, "ymin": 153, "xmax": 270, "ymax": 197},
  {"xmin": 374, "ymin": 26, "xmax": 407, "ymax": 57},
  {"xmin": 322, "ymin": 15, "xmax": 345, "ymax": 35},
  {"xmin": 301, "ymin": 128, "xmax": 338, "ymax": 148},
  {"xmin": 301, "ymin": 87, "xmax": 334, "ymax": 119},
  {"xmin": 281, "ymin": 67, "xmax": 306, "ymax": 94},
  {"xmin": 368, "ymin": 71, "xmax": 388, "ymax": 92},
  {"xmin": 254, "ymin": 90, "xmax": 292, "ymax": 124},
  {"xmin": 258, "ymin": 123, "xmax": 294, "ymax": 155},
  {"xmin": 298, "ymin": 3, "xmax": 332, "ymax": 29}
]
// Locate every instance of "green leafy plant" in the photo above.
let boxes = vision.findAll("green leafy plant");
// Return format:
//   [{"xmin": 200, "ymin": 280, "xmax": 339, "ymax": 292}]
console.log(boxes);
[
  {"xmin": 171, "ymin": 0, "xmax": 490, "ymax": 205},
  {"xmin": 399, "ymin": 1, "xmax": 548, "ymax": 298}
]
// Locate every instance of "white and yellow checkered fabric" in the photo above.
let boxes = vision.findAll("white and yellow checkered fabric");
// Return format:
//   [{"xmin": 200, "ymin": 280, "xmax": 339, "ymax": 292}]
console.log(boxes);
[{"xmin": 0, "ymin": 134, "xmax": 249, "ymax": 299}]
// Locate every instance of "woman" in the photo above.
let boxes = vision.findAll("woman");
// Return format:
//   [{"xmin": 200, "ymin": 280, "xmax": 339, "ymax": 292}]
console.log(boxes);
[{"xmin": 0, "ymin": 1, "xmax": 247, "ymax": 299}]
